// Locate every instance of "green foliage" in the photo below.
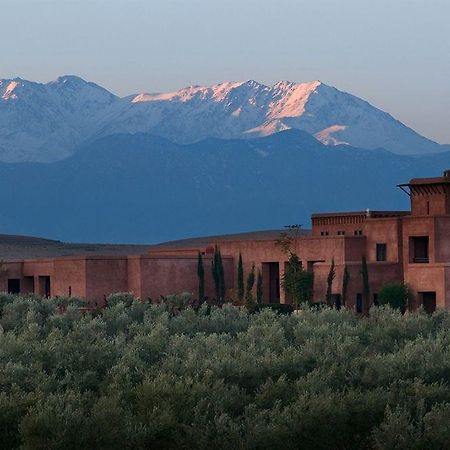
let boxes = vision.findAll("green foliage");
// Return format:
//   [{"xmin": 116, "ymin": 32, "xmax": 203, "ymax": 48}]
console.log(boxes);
[
  {"xmin": 342, "ymin": 265, "xmax": 350, "ymax": 306},
  {"xmin": 326, "ymin": 258, "xmax": 336, "ymax": 307},
  {"xmin": 281, "ymin": 253, "xmax": 313, "ymax": 307},
  {"xmin": 237, "ymin": 253, "xmax": 244, "ymax": 304},
  {"xmin": 0, "ymin": 295, "xmax": 450, "ymax": 449},
  {"xmin": 197, "ymin": 252, "xmax": 205, "ymax": 302},
  {"xmin": 245, "ymin": 264, "xmax": 255, "ymax": 309},
  {"xmin": 361, "ymin": 255, "xmax": 370, "ymax": 309},
  {"xmin": 378, "ymin": 283, "xmax": 411, "ymax": 312},
  {"xmin": 212, "ymin": 245, "xmax": 225, "ymax": 303},
  {"xmin": 256, "ymin": 269, "xmax": 263, "ymax": 305},
  {"xmin": 255, "ymin": 303, "xmax": 293, "ymax": 315}
]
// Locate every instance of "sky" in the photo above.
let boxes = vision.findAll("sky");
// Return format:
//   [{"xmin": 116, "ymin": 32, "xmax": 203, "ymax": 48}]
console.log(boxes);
[{"xmin": 2, "ymin": 0, "xmax": 450, "ymax": 143}]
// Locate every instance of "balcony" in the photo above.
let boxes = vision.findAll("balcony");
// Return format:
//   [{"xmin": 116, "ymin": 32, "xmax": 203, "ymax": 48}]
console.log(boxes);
[{"xmin": 412, "ymin": 257, "xmax": 429, "ymax": 264}]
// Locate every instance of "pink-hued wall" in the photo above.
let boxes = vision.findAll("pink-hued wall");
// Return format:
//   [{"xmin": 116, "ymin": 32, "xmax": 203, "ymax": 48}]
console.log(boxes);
[{"xmin": 2, "ymin": 171, "xmax": 450, "ymax": 312}]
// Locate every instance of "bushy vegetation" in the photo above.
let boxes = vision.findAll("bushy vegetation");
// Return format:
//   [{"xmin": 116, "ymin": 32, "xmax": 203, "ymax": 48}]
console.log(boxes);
[
  {"xmin": 1, "ymin": 293, "xmax": 450, "ymax": 449},
  {"xmin": 378, "ymin": 282, "xmax": 412, "ymax": 312}
]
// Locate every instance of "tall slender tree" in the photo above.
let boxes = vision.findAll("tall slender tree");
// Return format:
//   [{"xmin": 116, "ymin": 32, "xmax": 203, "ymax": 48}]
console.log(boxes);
[
  {"xmin": 342, "ymin": 265, "xmax": 350, "ymax": 307},
  {"xmin": 326, "ymin": 258, "xmax": 336, "ymax": 307},
  {"xmin": 212, "ymin": 246, "xmax": 226, "ymax": 303},
  {"xmin": 237, "ymin": 253, "xmax": 244, "ymax": 304},
  {"xmin": 245, "ymin": 264, "xmax": 255, "ymax": 308},
  {"xmin": 361, "ymin": 256, "xmax": 370, "ymax": 311},
  {"xmin": 256, "ymin": 269, "xmax": 263, "ymax": 305},
  {"xmin": 197, "ymin": 252, "xmax": 205, "ymax": 302}
]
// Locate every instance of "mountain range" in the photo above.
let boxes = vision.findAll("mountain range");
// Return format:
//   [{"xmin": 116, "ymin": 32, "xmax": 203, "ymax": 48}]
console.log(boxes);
[
  {"xmin": 0, "ymin": 75, "xmax": 447, "ymax": 162},
  {"xmin": 1, "ymin": 75, "xmax": 449, "ymax": 243},
  {"xmin": 0, "ymin": 129, "xmax": 449, "ymax": 243}
]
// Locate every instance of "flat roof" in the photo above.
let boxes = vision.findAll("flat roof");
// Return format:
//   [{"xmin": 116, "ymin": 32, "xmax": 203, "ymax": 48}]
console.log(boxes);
[
  {"xmin": 151, "ymin": 229, "xmax": 310, "ymax": 250},
  {"xmin": 0, "ymin": 234, "xmax": 152, "ymax": 260},
  {"xmin": 311, "ymin": 210, "xmax": 410, "ymax": 219}
]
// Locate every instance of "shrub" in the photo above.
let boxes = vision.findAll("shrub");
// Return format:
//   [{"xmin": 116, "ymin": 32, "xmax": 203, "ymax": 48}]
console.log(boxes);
[{"xmin": 378, "ymin": 283, "xmax": 411, "ymax": 312}]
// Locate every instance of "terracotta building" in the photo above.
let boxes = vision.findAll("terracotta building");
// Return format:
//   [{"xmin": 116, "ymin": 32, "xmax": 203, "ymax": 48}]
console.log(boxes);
[{"xmin": 1, "ymin": 170, "xmax": 450, "ymax": 312}]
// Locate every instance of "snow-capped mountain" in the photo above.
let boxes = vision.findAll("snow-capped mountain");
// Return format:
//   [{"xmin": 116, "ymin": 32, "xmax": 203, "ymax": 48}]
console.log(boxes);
[
  {"xmin": 0, "ymin": 76, "xmax": 117, "ymax": 162},
  {"xmin": 0, "ymin": 75, "xmax": 444, "ymax": 162}
]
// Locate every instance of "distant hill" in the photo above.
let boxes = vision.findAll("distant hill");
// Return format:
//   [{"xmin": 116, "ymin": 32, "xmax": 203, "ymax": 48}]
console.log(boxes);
[
  {"xmin": 0, "ymin": 130, "xmax": 449, "ymax": 243},
  {"xmin": 0, "ymin": 76, "xmax": 446, "ymax": 162}
]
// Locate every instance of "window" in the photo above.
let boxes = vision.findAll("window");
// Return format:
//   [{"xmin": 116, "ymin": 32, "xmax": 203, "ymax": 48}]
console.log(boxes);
[
  {"xmin": 337, "ymin": 230, "xmax": 346, "ymax": 236},
  {"xmin": 356, "ymin": 293, "xmax": 363, "ymax": 313},
  {"xmin": 321, "ymin": 231, "xmax": 329, "ymax": 236},
  {"xmin": 410, "ymin": 236, "xmax": 429, "ymax": 263},
  {"xmin": 354, "ymin": 230, "xmax": 363, "ymax": 236},
  {"xmin": 373, "ymin": 293, "xmax": 379, "ymax": 306},
  {"xmin": 376, "ymin": 243, "xmax": 387, "ymax": 261}
]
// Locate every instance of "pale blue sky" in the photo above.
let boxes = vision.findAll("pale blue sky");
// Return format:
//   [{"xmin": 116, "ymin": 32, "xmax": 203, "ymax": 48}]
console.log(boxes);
[{"xmin": 2, "ymin": 0, "xmax": 449, "ymax": 142}]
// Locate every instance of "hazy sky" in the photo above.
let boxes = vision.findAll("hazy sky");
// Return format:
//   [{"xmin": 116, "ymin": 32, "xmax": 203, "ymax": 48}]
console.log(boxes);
[{"xmin": 2, "ymin": 0, "xmax": 450, "ymax": 143}]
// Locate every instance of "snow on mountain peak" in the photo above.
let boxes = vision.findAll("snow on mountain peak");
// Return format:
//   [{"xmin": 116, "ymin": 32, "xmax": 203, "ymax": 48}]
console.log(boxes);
[
  {"xmin": 1, "ymin": 80, "xmax": 21, "ymax": 100},
  {"xmin": 0, "ymin": 75, "xmax": 444, "ymax": 162}
]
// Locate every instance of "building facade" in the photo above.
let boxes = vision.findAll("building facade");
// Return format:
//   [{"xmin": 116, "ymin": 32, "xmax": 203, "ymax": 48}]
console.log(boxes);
[{"xmin": 1, "ymin": 170, "xmax": 450, "ymax": 312}]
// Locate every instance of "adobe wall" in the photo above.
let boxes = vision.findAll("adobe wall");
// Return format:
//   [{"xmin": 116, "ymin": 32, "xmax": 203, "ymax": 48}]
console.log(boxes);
[
  {"xmin": 404, "ymin": 265, "xmax": 446, "ymax": 309},
  {"xmin": 411, "ymin": 192, "xmax": 448, "ymax": 216},
  {"xmin": 0, "ymin": 261, "xmax": 23, "ymax": 292},
  {"xmin": 138, "ymin": 255, "xmax": 234, "ymax": 301},
  {"xmin": 364, "ymin": 218, "xmax": 403, "ymax": 264},
  {"xmin": 53, "ymin": 259, "xmax": 87, "ymax": 298},
  {"xmin": 127, "ymin": 256, "xmax": 142, "ymax": 298},
  {"xmin": 85, "ymin": 258, "xmax": 129, "ymax": 306},
  {"xmin": 434, "ymin": 217, "xmax": 450, "ymax": 262}
]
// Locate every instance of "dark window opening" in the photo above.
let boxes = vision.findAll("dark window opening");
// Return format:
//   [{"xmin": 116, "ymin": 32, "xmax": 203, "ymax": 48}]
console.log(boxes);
[
  {"xmin": 39, "ymin": 276, "xmax": 51, "ymax": 298},
  {"xmin": 373, "ymin": 293, "xmax": 379, "ymax": 306},
  {"xmin": 376, "ymin": 243, "xmax": 387, "ymax": 262},
  {"xmin": 354, "ymin": 230, "xmax": 363, "ymax": 236},
  {"xmin": 356, "ymin": 293, "xmax": 363, "ymax": 313},
  {"xmin": 333, "ymin": 294, "xmax": 342, "ymax": 309},
  {"xmin": 68, "ymin": 285, "xmax": 72, "ymax": 297},
  {"xmin": 262, "ymin": 262, "xmax": 280, "ymax": 303},
  {"xmin": 337, "ymin": 231, "xmax": 346, "ymax": 236},
  {"xmin": 8, "ymin": 279, "xmax": 20, "ymax": 294},
  {"xmin": 421, "ymin": 292, "xmax": 436, "ymax": 314},
  {"xmin": 411, "ymin": 236, "xmax": 429, "ymax": 263}
]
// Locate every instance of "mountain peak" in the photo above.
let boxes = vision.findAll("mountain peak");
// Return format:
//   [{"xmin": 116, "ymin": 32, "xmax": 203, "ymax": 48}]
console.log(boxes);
[
  {"xmin": 0, "ymin": 75, "xmax": 444, "ymax": 162},
  {"xmin": 52, "ymin": 75, "xmax": 88, "ymax": 85}
]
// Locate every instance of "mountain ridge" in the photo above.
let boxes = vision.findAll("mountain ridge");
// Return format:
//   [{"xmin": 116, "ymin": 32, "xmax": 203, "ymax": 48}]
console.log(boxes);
[
  {"xmin": 0, "ymin": 75, "xmax": 446, "ymax": 162},
  {"xmin": 0, "ymin": 129, "xmax": 449, "ymax": 243}
]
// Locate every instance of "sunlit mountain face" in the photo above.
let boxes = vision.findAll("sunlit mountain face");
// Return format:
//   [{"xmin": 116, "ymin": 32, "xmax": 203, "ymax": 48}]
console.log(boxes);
[{"xmin": 0, "ymin": 76, "xmax": 445, "ymax": 162}]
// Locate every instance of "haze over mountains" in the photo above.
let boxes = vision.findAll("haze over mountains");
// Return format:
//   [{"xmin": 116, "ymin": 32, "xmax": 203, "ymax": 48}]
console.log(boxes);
[
  {"xmin": 1, "ymin": 130, "xmax": 450, "ymax": 243},
  {"xmin": 1, "ymin": 75, "xmax": 449, "ymax": 243},
  {"xmin": 0, "ymin": 75, "xmax": 447, "ymax": 162}
]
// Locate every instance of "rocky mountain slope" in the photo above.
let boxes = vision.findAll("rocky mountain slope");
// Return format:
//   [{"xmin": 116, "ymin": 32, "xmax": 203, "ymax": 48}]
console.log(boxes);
[{"xmin": 0, "ymin": 76, "xmax": 445, "ymax": 162}]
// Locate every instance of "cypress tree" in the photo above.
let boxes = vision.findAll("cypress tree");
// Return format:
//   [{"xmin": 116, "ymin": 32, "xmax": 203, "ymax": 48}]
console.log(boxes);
[
  {"xmin": 218, "ymin": 248, "xmax": 225, "ymax": 303},
  {"xmin": 256, "ymin": 269, "xmax": 263, "ymax": 305},
  {"xmin": 245, "ymin": 264, "xmax": 255, "ymax": 308},
  {"xmin": 237, "ymin": 253, "xmax": 244, "ymax": 303},
  {"xmin": 361, "ymin": 256, "xmax": 370, "ymax": 311},
  {"xmin": 197, "ymin": 252, "xmax": 205, "ymax": 302},
  {"xmin": 212, "ymin": 246, "xmax": 226, "ymax": 304},
  {"xmin": 326, "ymin": 258, "xmax": 336, "ymax": 307},
  {"xmin": 212, "ymin": 246, "xmax": 220, "ymax": 302},
  {"xmin": 342, "ymin": 265, "xmax": 350, "ymax": 307}
]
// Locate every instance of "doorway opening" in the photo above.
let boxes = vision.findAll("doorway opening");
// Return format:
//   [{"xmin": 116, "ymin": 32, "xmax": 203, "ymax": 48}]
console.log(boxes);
[
  {"xmin": 420, "ymin": 291, "xmax": 436, "ymax": 314},
  {"xmin": 7, "ymin": 279, "xmax": 20, "ymax": 294},
  {"xmin": 39, "ymin": 276, "xmax": 51, "ymax": 298},
  {"xmin": 262, "ymin": 262, "xmax": 280, "ymax": 303}
]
